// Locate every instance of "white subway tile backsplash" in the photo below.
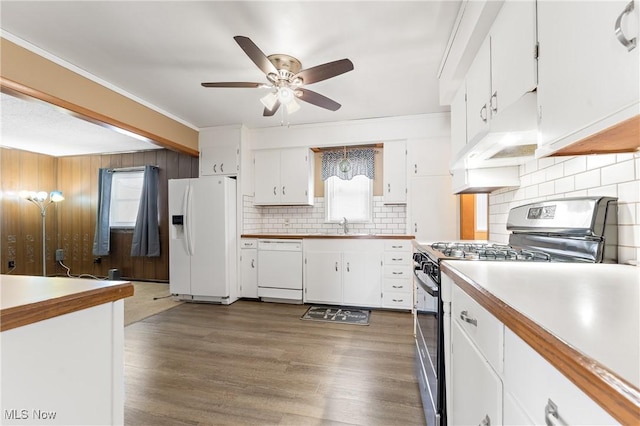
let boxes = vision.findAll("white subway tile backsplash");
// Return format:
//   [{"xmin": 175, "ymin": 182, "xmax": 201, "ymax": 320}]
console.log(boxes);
[
  {"xmin": 546, "ymin": 163, "xmax": 564, "ymax": 181},
  {"xmin": 575, "ymin": 169, "xmax": 601, "ymax": 190},
  {"xmin": 618, "ymin": 180, "xmax": 640, "ymax": 203},
  {"xmin": 242, "ymin": 195, "xmax": 407, "ymax": 235},
  {"xmin": 587, "ymin": 153, "xmax": 617, "ymax": 170},
  {"xmin": 587, "ymin": 185, "xmax": 617, "ymax": 198},
  {"xmin": 538, "ymin": 181, "xmax": 555, "ymax": 196},
  {"xmin": 601, "ymin": 160, "xmax": 635, "ymax": 186},
  {"xmin": 564, "ymin": 157, "xmax": 586, "ymax": 175}
]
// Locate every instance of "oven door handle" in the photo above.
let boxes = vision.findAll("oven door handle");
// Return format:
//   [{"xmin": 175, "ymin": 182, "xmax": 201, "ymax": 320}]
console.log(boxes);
[{"xmin": 414, "ymin": 269, "xmax": 438, "ymax": 297}]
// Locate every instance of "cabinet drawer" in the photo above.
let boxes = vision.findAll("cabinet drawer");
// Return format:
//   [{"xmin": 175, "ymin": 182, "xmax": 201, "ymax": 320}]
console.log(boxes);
[
  {"xmin": 383, "ymin": 266, "xmax": 411, "ymax": 279},
  {"xmin": 383, "ymin": 252, "xmax": 412, "ymax": 265},
  {"xmin": 383, "ymin": 278, "xmax": 411, "ymax": 293},
  {"xmin": 452, "ymin": 284, "xmax": 504, "ymax": 373},
  {"xmin": 240, "ymin": 239, "xmax": 257, "ymax": 249},
  {"xmin": 383, "ymin": 292, "xmax": 412, "ymax": 309},
  {"xmin": 384, "ymin": 240, "xmax": 412, "ymax": 252},
  {"xmin": 504, "ymin": 329, "xmax": 616, "ymax": 425}
]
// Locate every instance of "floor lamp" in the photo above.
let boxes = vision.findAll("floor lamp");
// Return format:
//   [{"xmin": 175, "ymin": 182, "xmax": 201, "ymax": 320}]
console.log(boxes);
[{"xmin": 20, "ymin": 190, "xmax": 65, "ymax": 276}]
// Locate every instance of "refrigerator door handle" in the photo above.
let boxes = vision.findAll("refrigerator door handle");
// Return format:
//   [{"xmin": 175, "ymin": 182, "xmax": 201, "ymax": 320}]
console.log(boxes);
[{"xmin": 184, "ymin": 184, "xmax": 195, "ymax": 256}]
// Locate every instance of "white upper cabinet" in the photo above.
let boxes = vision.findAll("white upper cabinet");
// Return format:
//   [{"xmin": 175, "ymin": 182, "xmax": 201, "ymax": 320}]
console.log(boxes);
[
  {"xmin": 408, "ymin": 137, "xmax": 451, "ymax": 177},
  {"xmin": 536, "ymin": 0, "xmax": 640, "ymax": 156},
  {"xmin": 253, "ymin": 147, "xmax": 314, "ymax": 206},
  {"xmin": 382, "ymin": 140, "xmax": 407, "ymax": 204},
  {"xmin": 199, "ymin": 126, "xmax": 241, "ymax": 177},
  {"xmin": 465, "ymin": 37, "xmax": 492, "ymax": 146},
  {"xmin": 489, "ymin": 0, "xmax": 538, "ymax": 123},
  {"xmin": 450, "ymin": 0, "xmax": 539, "ymax": 170}
]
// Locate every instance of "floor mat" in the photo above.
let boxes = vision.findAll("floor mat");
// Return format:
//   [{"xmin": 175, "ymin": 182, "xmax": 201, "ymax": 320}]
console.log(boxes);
[{"xmin": 301, "ymin": 306, "xmax": 370, "ymax": 325}]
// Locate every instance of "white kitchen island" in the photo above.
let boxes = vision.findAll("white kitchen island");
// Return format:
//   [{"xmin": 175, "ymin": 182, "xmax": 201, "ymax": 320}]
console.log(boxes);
[
  {"xmin": 0, "ymin": 275, "xmax": 133, "ymax": 425},
  {"xmin": 441, "ymin": 261, "xmax": 640, "ymax": 425}
]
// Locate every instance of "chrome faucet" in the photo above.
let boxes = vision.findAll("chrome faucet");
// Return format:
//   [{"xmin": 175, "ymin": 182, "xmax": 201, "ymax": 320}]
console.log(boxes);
[{"xmin": 339, "ymin": 217, "xmax": 349, "ymax": 234}]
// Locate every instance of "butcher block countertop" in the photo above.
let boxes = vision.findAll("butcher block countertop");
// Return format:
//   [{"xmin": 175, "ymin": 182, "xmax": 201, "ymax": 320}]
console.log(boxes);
[
  {"xmin": 441, "ymin": 261, "xmax": 640, "ymax": 424},
  {"xmin": 0, "ymin": 275, "xmax": 134, "ymax": 332},
  {"xmin": 241, "ymin": 233, "xmax": 415, "ymax": 239}
]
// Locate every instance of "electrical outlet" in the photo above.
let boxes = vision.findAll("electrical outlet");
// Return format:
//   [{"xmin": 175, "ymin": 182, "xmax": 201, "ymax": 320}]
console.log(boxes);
[
  {"xmin": 55, "ymin": 249, "xmax": 65, "ymax": 261},
  {"xmin": 8, "ymin": 260, "xmax": 15, "ymax": 269},
  {"xmin": 94, "ymin": 257, "xmax": 102, "ymax": 264}
]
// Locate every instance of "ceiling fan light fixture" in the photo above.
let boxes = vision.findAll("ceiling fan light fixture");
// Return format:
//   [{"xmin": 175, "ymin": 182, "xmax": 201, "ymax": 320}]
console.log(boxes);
[
  {"xmin": 285, "ymin": 98, "xmax": 301, "ymax": 114},
  {"xmin": 260, "ymin": 92, "xmax": 278, "ymax": 111},
  {"xmin": 277, "ymin": 87, "xmax": 294, "ymax": 104}
]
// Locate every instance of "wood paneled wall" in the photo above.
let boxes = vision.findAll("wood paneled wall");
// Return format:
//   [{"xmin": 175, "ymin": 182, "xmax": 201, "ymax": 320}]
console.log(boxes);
[{"xmin": 1, "ymin": 147, "xmax": 198, "ymax": 281}]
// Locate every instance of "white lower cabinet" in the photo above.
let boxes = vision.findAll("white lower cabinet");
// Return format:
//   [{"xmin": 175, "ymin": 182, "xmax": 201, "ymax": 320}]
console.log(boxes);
[
  {"xmin": 304, "ymin": 239, "xmax": 384, "ymax": 308},
  {"xmin": 239, "ymin": 239, "xmax": 258, "ymax": 298},
  {"xmin": 503, "ymin": 329, "xmax": 617, "ymax": 425},
  {"xmin": 451, "ymin": 320, "xmax": 503, "ymax": 426},
  {"xmin": 443, "ymin": 273, "xmax": 619, "ymax": 426}
]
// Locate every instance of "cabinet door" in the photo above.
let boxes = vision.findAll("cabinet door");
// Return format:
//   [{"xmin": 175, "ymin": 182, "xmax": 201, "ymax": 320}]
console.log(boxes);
[
  {"xmin": 490, "ymin": 0, "xmax": 537, "ymax": 118},
  {"xmin": 537, "ymin": 0, "xmax": 640, "ymax": 149},
  {"xmin": 408, "ymin": 138, "xmax": 452, "ymax": 177},
  {"xmin": 280, "ymin": 148, "xmax": 313, "ymax": 205},
  {"xmin": 382, "ymin": 140, "xmax": 407, "ymax": 204},
  {"xmin": 409, "ymin": 176, "xmax": 457, "ymax": 241},
  {"xmin": 465, "ymin": 38, "xmax": 492, "ymax": 145},
  {"xmin": 304, "ymin": 251, "xmax": 342, "ymax": 304},
  {"xmin": 254, "ymin": 150, "xmax": 281, "ymax": 204},
  {"xmin": 451, "ymin": 321, "xmax": 503, "ymax": 426},
  {"xmin": 200, "ymin": 143, "xmax": 238, "ymax": 176},
  {"xmin": 240, "ymin": 248, "xmax": 258, "ymax": 298},
  {"xmin": 343, "ymin": 251, "xmax": 382, "ymax": 307}
]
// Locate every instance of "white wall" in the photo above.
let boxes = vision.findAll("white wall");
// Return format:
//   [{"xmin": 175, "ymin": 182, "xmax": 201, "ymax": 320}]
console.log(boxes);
[{"xmin": 490, "ymin": 152, "xmax": 640, "ymax": 266}]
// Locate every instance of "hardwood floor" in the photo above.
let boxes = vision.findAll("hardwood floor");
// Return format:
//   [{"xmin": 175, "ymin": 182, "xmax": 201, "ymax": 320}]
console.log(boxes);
[{"xmin": 124, "ymin": 300, "xmax": 426, "ymax": 425}]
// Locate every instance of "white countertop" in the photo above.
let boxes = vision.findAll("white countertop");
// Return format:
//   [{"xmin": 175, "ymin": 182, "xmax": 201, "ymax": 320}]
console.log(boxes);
[{"xmin": 441, "ymin": 261, "xmax": 640, "ymax": 388}]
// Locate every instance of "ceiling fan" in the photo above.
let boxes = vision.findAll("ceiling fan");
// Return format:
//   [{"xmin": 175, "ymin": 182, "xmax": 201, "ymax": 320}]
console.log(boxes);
[{"xmin": 201, "ymin": 36, "xmax": 354, "ymax": 117}]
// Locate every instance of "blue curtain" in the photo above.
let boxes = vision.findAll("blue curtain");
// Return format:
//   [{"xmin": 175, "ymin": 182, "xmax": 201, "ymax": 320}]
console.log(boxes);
[
  {"xmin": 321, "ymin": 148, "xmax": 375, "ymax": 181},
  {"xmin": 92, "ymin": 168, "xmax": 113, "ymax": 256},
  {"xmin": 131, "ymin": 165, "xmax": 160, "ymax": 257}
]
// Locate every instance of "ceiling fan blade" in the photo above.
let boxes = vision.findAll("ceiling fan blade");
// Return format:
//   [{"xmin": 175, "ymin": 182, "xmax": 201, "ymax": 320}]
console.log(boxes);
[
  {"xmin": 263, "ymin": 101, "xmax": 281, "ymax": 117},
  {"xmin": 297, "ymin": 88, "xmax": 341, "ymax": 111},
  {"xmin": 234, "ymin": 36, "xmax": 278, "ymax": 76},
  {"xmin": 294, "ymin": 59, "xmax": 354, "ymax": 85},
  {"xmin": 201, "ymin": 82, "xmax": 265, "ymax": 88}
]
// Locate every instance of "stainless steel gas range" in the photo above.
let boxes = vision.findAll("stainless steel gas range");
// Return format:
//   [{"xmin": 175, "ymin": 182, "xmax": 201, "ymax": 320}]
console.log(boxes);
[{"xmin": 412, "ymin": 196, "xmax": 618, "ymax": 426}]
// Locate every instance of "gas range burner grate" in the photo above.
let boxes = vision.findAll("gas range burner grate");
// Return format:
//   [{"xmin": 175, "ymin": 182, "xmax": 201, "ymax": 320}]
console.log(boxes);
[{"xmin": 431, "ymin": 242, "xmax": 552, "ymax": 262}]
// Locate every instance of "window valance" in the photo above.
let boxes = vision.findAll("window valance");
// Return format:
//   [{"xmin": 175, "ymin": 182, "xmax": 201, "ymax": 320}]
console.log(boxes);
[{"xmin": 321, "ymin": 148, "xmax": 375, "ymax": 181}]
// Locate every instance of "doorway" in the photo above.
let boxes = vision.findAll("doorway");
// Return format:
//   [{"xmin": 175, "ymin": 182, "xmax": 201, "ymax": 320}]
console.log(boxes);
[{"xmin": 460, "ymin": 193, "xmax": 488, "ymax": 240}]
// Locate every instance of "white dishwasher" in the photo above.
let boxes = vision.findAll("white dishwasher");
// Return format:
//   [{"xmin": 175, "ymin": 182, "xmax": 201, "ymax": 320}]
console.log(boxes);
[{"xmin": 257, "ymin": 239, "xmax": 303, "ymax": 303}]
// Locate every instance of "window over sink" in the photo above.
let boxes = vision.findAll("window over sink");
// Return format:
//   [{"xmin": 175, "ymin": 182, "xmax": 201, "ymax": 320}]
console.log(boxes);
[{"xmin": 325, "ymin": 175, "xmax": 372, "ymax": 223}]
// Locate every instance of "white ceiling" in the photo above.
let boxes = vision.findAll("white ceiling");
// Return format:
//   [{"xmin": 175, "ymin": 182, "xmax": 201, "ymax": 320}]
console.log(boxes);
[{"xmin": 0, "ymin": 1, "xmax": 461, "ymax": 156}]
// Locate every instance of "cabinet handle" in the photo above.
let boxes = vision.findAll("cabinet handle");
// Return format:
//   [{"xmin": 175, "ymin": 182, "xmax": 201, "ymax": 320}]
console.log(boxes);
[
  {"xmin": 480, "ymin": 104, "xmax": 488, "ymax": 122},
  {"xmin": 392, "ymin": 271, "xmax": 403, "ymax": 275},
  {"xmin": 615, "ymin": 1, "xmax": 637, "ymax": 52},
  {"xmin": 220, "ymin": 163, "xmax": 224, "ymax": 173},
  {"xmin": 460, "ymin": 310, "xmax": 478, "ymax": 327},
  {"xmin": 392, "ymin": 257, "xmax": 403, "ymax": 261},
  {"xmin": 545, "ymin": 399, "xmax": 566, "ymax": 426},
  {"xmin": 392, "ymin": 285, "xmax": 403, "ymax": 289},
  {"xmin": 387, "ymin": 183, "xmax": 391, "ymax": 193},
  {"xmin": 414, "ymin": 164, "xmax": 418, "ymax": 174},
  {"xmin": 392, "ymin": 298, "xmax": 404, "ymax": 303},
  {"xmin": 213, "ymin": 164, "xmax": 217, "ymax": 173},
  {"xmin": 282, "ymin": 186, "xmax": 286, "ymax": 195},
  {"xmin": 347, "ymin": 262, "xmax": 350, "ymax": 272},
  {"xmin": 251, "ymin": 259, "xmax": 255, "ymax": 268},
  {"xmin": 479, "ymin": 414, "xmax": 490, "ymax": 426},
  {"xmin": 391, "ymin": 245, "xmax": 402, "ymax": 249},
  {"xmin": 490, "ymin": 91, "xmax": 498, "ymax": 114},
  {"xmin": 273, "ymin": 186, "xmax": 277, "ymax": 196},
  {"xmin": 335, "ymin": 262, "xmax": 338, "ymax": 272},
  {"xmin": 414, "ymin": 223, "xmax": 418, "ymax": 233}
]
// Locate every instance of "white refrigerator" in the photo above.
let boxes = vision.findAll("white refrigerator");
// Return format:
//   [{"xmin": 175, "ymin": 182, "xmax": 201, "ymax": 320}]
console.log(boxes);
[{"xmin": 168, "ymin": 176, "xmax": 237, "ymax": 304}]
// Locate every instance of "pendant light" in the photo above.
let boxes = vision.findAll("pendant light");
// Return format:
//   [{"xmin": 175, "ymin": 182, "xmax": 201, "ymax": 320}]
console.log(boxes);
[{"xmin": 338, "ymin": 146, "xmax": 351, "ymax": 173}]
